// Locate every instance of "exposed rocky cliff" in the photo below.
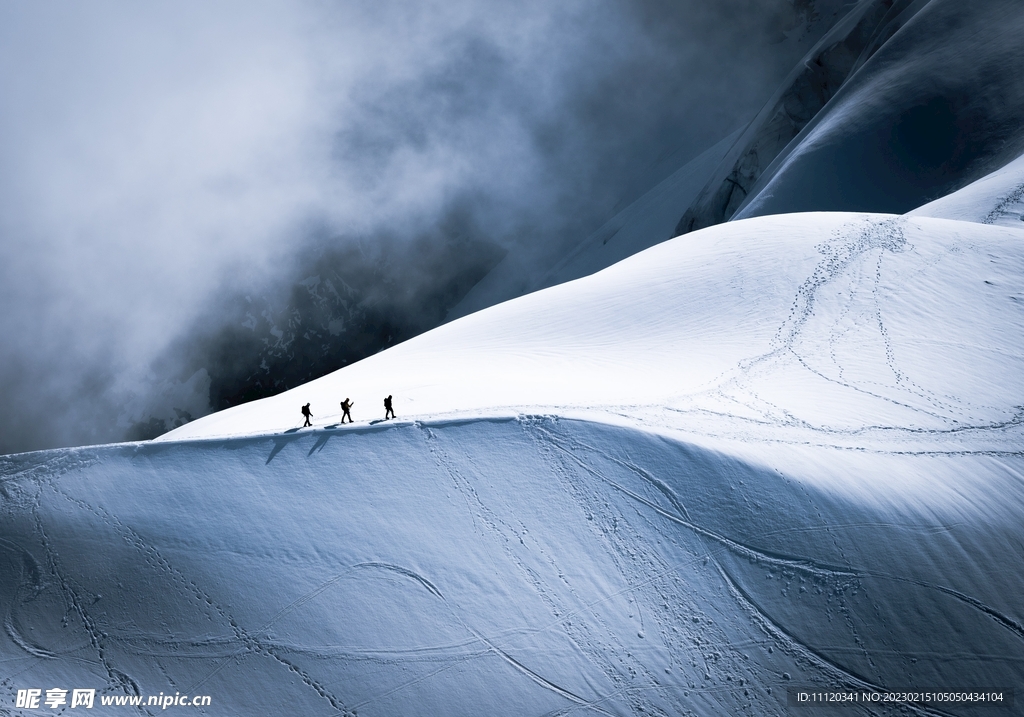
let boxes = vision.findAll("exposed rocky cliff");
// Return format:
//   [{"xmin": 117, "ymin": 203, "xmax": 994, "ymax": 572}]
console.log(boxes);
[
  {"xmin": 678, "ymin": 0, "xmax": 1024, "ymax": 231},
  {"xmin": 677, "ymin": 0, "xmax": 927, "ymax": 234}
]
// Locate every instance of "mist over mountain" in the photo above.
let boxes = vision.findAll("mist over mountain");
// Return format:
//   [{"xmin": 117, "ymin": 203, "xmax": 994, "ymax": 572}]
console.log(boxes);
[
  {"xmin": 9, "ymin": 0, "xmax": 1022, "ymax": 455},
  {"xmin": 0, "ymin": 0, "xmax": 852, "ymax": 454}
]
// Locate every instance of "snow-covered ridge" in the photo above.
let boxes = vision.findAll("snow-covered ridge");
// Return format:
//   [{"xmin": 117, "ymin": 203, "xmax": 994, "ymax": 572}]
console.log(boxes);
[{"xmin": 163, "ymin": 211, "xmax": 1024, "ymax": 459}]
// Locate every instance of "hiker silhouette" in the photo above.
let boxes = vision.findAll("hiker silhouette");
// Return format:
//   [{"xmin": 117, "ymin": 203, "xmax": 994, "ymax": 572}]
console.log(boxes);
[
  {"xmin": 340, "ymin": 398, "xmax": 354, "ymax": 424},
  {"xmin": 301, "ymin": 403, "xmax": 312, "ymax": 427},
  {"xmin": 384, "ymin": 395, "xmax": 395, "ymax": 420}
]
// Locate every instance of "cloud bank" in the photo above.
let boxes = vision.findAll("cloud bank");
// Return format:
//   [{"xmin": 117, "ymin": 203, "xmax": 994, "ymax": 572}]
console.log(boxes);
[{"xmin": 0, "ymin": 0, "xmax": 842, "ymax": 453}]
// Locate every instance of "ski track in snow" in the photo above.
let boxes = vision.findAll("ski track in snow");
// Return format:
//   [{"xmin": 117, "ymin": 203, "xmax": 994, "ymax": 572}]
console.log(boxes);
[
  {"xmin": 529, "ymin": 418, "xmax": 1023, "ymax": 714},
  {"xmin": 531, "ymin": 423, "xmax": 859, "ymax": 581},
  {"xmin": 5, "ymin": 467, "xmax": 355, "ymax": 713},
  {"xmin": 535, "ymin": 421, "xmax": 1012, "ymax": 680},
  {"xmin": 414, "ymin": 424, "xmax": 622, "ymax": 716}
]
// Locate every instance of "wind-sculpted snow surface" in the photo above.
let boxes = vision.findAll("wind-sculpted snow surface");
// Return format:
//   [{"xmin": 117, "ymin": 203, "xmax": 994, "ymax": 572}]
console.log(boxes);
[
  {"xmin": 2, "ymin": 211, "xmax": 1022, "ymax": 714},
  {"xmin": 2, "ymin": 417, "xmax": 1022, "ymax": 716}
]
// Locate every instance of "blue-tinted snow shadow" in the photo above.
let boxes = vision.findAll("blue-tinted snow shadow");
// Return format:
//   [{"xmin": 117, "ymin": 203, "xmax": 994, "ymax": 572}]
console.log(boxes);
[
  {"xmin": 307, "ymin": 433, "xmax": 333, "ymax": 456},
  {"xmin": 4, "ymin": 415, "xmax": 1024, "ymax": 714},
  {"xmin": 267, "ymin": 435, "xmax": 301, "ymax": 464}
]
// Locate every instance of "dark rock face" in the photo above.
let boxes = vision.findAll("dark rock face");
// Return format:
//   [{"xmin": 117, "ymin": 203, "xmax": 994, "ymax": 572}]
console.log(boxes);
[
  {"xmin": 737, "ymin": 0, "xmax": 1024, "ymax": 219},
  {"xmin": 676, "ymin": 0, "xmax": 922, "ymax": 234},
  {"xmin": 677, "ymin": 0, "xmax": 1024, "ymax": 232}
]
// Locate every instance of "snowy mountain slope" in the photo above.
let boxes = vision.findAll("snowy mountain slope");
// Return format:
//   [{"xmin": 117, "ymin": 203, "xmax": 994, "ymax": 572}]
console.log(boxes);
[
  {"xmin": 2, "ymin": 210, "xmax": 1023, "ymax": 715},
  {"xmin": 734, "ymin": 0, "xmax": 1024, "ymax": 221},
  {"xmin": 3, "ymin": 416, "xmax": 1022, "ymax": 716},
  {"xmin": 910, "ymin": 150, "xmax": 1024, "ymax": 227},
  {"xmin": 447, "ymin": 129, "xmax": 740, "ymax": 321}
]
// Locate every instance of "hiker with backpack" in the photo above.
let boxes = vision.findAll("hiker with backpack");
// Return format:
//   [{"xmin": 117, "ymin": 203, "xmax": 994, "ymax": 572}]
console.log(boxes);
[{"xmin": 340, "ymin": 398, "xmax": 354, "ymax": 424}]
